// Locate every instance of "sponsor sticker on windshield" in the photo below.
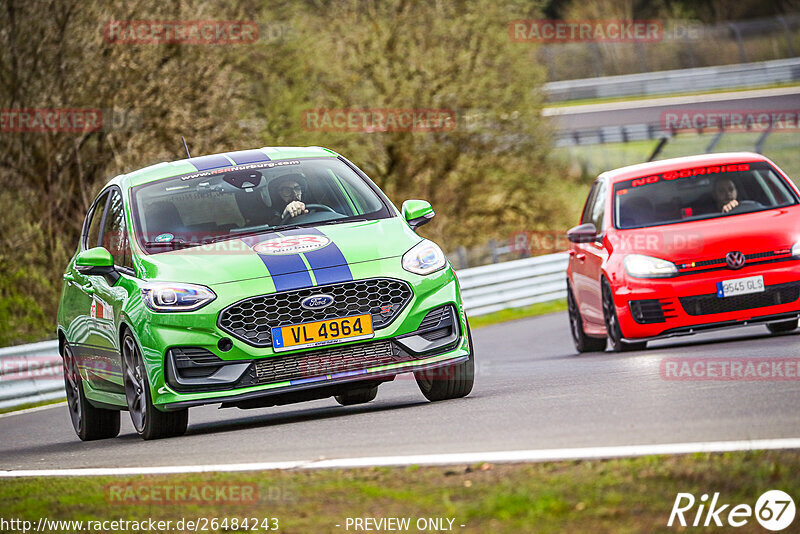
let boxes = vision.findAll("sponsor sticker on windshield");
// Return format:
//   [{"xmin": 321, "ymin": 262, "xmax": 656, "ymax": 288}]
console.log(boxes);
[
  {"xmin": 617, "ymin": 163, "xmax": 751, "ymax": 191},
  {"xmin": 154, "ymin": 233, "xmax": 174, "ymax": 243},
  {"xmin": 179, "ymin": 160, "xmax": 300, "ymax": 181}
]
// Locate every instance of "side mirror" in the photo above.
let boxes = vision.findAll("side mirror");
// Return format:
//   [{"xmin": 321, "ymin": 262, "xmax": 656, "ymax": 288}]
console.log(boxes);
[
  {"xmin": 567, "ymin": 223, "xmax": 599, "ymax": 244},
  {"xmin": 402, "ymin": 200, "xmax": 435, "ymax": 231},
  {"xmin": 76, "ymin": 247, "xmax": 116, "ymax": 276}
]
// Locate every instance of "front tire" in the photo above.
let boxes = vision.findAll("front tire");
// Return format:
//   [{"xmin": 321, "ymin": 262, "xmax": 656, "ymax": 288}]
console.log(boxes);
[
  {"xmin": 767, "ymin": 319, "xmax": 798, "ymax": 334},
  {"xmin": 567, "ymin": 281, "xmax": 607, "ymax": 353},
  {"xmin": 122, "ymin": 331, "xmax": 188, "ymax": 440},
  {"xmin": 415, "ymin": 325, "xmax": 475, "ymax": 401},
  {"xmin": 602, "ymin": 279, "xmax": 647, "ymax": 352},
  {"xmin": 62, "ymin": 342, "xmax": 120, "ymax": 441}
]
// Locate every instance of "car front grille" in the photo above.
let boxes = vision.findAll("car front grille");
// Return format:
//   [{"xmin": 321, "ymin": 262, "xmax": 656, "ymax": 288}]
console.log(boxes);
[
  {"xmin": 679, "ymin": 282, "xmax": 800, "ymax": 316},
  {"xmin": 676, "ymin": 249, "xmax": 794, "ymax": 273},
  {"xmin": 251, "ymin": 340, "xmax": 410, "ymax": 385},
  {"xmin": 168, "ymin": 347, "xmax": 227, "ymax": 379},
  {"xmin": 218, "ymin": 278, "xmax": 413, "ymax": 347},
  {"xmin": 417, "ymin": 305, "xmax": 457, "ymax": 341},
  {"xmin": 628, "ymin": 299, "xmax": 677, "ymax": 324}
]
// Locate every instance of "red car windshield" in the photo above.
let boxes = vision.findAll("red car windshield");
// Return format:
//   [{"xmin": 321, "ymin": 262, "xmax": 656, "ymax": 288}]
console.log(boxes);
[{"xmin": 613, "ymin": 161, "xmax": 798, "ymax": 229}]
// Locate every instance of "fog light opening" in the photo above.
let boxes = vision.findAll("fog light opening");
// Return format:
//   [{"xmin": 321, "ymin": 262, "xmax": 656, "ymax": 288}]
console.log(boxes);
[{"xmin": 218, "ymin": 338, "xmax": 233, "ymax": 352}]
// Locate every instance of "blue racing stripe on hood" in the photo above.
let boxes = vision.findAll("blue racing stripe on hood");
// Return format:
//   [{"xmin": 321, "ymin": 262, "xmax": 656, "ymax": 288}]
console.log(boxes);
[
  {"xmin": 226, "ymin": 149, "xmax": 271, "ymax": 165},
  {"xmin": 280, "ymin": 227, "xmax": 353, "ymax": 285},
  {"xmin": 241, "ymin": 235, "xmax": 313, "ymax": 292},
  {"xmin": 187, "ymin": 154, "xmax": 232, "ymax": 171}
]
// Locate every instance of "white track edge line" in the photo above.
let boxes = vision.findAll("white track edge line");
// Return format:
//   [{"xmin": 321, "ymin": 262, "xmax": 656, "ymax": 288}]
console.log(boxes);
[
  {"xmin": 2, "ymin": 438, "xmax": 800, "ymax": 478},
  {"xmin": 0, "ymin": 401, "xmax": 66, "ymax": 419}
]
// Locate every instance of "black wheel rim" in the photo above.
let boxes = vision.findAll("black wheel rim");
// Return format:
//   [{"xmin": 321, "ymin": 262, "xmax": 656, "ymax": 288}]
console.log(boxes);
[
  {"xmin": 567, "ymin": 288, "xmax": 581, "ymax": 343},
  {"xmin": 122, "ymin": 335, "xmax": 146, "ymax": 433},
  {"xmin": 63, "ymin": 345, "xmax": 82, "ymax": 432},
  {"xmin": 602, "ymin": 283, "xmax": 619, "ymax": 344}
]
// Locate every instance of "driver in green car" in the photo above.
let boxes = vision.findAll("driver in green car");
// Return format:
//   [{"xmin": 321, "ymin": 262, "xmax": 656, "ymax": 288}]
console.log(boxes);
[{"xmin": 270, "ymin": 174, "xmax": 310, "ymax": 221}]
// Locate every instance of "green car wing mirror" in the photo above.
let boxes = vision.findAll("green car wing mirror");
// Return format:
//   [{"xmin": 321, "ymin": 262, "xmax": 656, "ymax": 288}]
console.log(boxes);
[
  {"xmin": 75, "ymin": 247, "xmax": 118, "ymax": 281},
  {"xmin": 401, "ymin": 199, "xmax": 435, "ymax": 231}
]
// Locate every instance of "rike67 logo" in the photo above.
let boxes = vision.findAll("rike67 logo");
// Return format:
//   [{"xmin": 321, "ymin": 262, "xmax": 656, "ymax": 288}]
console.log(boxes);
[{"xmin": 668, "ymin": 490, "xmax": 796, "ymax": 531}]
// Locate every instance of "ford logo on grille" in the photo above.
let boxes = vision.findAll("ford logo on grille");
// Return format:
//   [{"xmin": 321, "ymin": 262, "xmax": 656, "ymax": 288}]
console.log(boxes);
[{"xmin": 301, "ymin": 294, "xmax": 335, "ymax": 310}]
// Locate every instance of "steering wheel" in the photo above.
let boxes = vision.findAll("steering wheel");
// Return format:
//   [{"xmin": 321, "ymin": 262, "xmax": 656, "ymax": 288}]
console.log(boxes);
[
  {"xmin": 727, "ymin": 200, "xmax": 762, "ymax": 214},
  {"xmin": 280, "ymin": 203, "xmax": 338, "ymax": 223}
]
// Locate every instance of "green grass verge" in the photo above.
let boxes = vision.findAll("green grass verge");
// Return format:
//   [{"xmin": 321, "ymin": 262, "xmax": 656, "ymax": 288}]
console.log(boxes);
[
  {"xmin": 468, "ymin": 298, "xmax": 567, "ymax": 329},
  {"xmin": 0, "ymin": 398, "xmax": 65, "ymax": 415},
  {"xmin": 1, "ymin": 451, "xmax": 798, "ymax": 532},
  {"xmin": 557, "ymin": 132, "xmax": 800, "ymax": 183}
]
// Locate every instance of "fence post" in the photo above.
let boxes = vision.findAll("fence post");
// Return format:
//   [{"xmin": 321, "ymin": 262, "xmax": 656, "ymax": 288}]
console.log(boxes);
[
  {"xmin": 456, "ymin": 246, "xmax": 468, "ymax": 269},
  {"xmin": 489, "ymin": 239, "xmax": 499, "ymax": 263}
]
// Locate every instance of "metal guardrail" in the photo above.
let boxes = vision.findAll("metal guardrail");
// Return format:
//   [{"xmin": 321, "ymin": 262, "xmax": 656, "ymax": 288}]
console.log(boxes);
[
  {"xmin": 545, "ymin": 57, "xmax": 800, "ymax": 102},
  {"xmin": 541, "ymin": 15, "xmax": 800, "ymax": 83},
  {"xmin": 0, "ymin": 340, "xmax": 63, "ymax": 411},
  {"xmin": 458, "ymin": 252, "xmax": 569, "ymax": 317},
  {"xmin": 0, "ymin": 253, "xmax": 570, "ymax": 410}
]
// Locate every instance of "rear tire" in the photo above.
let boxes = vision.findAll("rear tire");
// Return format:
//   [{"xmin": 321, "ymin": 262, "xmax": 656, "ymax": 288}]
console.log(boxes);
[
  {"xmin": 335, "ymin": 385, "xmax": 379, "ymax": 406},
  {"xmin": 415, "ymin": 324, "xmax": 475, "ymax": 401},
  {"xmin": 602, "ymin": 279, "xmax": 647, "ymax": 352},
  {"xmin": 567, "ymin": 282, "xmax": 607, "ymax": 353},
  {"xmin": 122, "ymin": 331, "xmax": 188, "ymax": 440},
  {"xmin": 62, "ymin": 342, "xmax": 120, "ymax": 441},
  {"xmin": 767, "ymin": 319, "xmax": 798, "ymax": 334}
]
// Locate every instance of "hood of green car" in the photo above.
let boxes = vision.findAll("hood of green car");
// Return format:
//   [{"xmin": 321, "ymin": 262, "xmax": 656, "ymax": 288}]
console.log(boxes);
[{"xmin": 137, "ymin": 218, "xmax": 421, "ymax": 287}]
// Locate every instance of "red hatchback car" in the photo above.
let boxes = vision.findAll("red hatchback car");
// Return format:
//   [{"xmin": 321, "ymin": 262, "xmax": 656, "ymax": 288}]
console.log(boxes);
[{"xmin": 566, "ymin": 152, "xmax": 800, "ymax": 352}]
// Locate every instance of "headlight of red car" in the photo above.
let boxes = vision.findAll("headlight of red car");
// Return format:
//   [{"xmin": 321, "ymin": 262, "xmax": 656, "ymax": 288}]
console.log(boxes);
[{"xmin": 624, "ymin": 254, "xmax": 678, "ymax": 279}]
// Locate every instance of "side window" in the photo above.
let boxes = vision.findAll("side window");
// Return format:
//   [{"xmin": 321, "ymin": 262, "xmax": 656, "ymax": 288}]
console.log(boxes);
[
  {"xmin": 84, "ymin": 192, "xmax": 110, "ymax": 250},
  {"xmin": 101, "ymin": 190, "xmax": 133, "ymax": 270},
  {"xmin": 580, "ymin": 182, "xmax": 599, "ymax": 225},
  {"xmin": 590, "ymin": 180, "xmax": 607, "ymax": 232}
]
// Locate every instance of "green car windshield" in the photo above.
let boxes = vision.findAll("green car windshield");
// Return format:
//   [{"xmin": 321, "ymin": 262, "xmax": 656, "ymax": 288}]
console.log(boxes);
[{"xmin": 131, "ymin": 158, "xmax": 389, "ymax": 253}]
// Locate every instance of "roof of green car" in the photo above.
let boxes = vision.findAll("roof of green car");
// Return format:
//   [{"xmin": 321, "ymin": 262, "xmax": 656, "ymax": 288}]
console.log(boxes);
[{"xmin": 112, "ymin": 146, "xmax": 341, "ymax": 189}]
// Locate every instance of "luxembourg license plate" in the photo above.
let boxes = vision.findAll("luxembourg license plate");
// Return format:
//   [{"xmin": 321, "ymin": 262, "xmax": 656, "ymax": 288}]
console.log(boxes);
[
  {"xmin": 271, "ymin": 314, "xmax": 374, "ymax": 352},
  {"xmin": 716, "ymin": 275, "xmax": 764, "ymax": 298}
]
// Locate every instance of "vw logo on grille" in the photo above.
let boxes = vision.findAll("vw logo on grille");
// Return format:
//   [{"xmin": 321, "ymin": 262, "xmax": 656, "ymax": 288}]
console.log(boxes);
[
  {"xmin": 301, "ymin": 294, "xmax": 335, "ymax": 310},
  {"xmin": 726, "ymin": 251, "xmax": 746, "ymax": 270}
]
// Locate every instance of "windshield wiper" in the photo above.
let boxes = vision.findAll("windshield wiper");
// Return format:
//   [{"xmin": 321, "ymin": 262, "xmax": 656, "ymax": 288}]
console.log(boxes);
[
  {"xmin": 143, "ymin": 240, "xmax": 201, "ymax": 248},
  {"xmin": 319, "ymin": 218, "xmax": 368, "ymax": 226}
]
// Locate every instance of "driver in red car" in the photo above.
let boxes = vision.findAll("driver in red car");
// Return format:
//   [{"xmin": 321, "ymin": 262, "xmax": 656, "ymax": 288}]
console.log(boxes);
[
  {"xmin": 714, "ymin": 177, "xmax": 739, "ymax": 213},
  {"xmin": 269, "ymin": 174, "xmax": 309, "ymax": 221}
]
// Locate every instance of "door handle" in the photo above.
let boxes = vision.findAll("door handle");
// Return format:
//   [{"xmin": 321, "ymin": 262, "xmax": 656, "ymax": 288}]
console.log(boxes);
[
  {"xmin": 575, "ymin": 253, "xmax": 586, "ymax": 261},
  {"xmin": 81, "ymin": 284, "xmax": 95, "ymax": 295}
]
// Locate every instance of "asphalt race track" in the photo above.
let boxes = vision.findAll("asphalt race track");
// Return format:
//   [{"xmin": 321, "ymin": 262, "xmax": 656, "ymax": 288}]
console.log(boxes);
[{"xmin": 2, "ymin": 312, "xmax": 799, "ymax": 471}]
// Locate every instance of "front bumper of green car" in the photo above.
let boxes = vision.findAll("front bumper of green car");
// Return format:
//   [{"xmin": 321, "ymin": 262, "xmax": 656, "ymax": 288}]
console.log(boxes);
[{"xmin": 134, "ymin": 264, "xmax": 471, "ymax": 411}]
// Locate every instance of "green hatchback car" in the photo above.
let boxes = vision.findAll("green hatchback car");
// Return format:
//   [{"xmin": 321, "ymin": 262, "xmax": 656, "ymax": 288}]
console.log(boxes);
[{"xmin": 57, "ymin": 146, "xmax": 474, "ymax": 440}]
